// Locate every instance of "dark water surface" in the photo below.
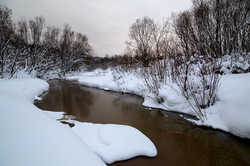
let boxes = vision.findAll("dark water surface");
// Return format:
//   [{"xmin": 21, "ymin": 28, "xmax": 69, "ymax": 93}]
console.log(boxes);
[{"xmin": 35, "ymin": 80, "xmax": 250, "ymax": 166}]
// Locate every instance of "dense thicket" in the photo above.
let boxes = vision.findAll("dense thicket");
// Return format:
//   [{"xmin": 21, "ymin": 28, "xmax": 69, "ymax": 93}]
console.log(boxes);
[{"xmin": 0, "ymin": 5, "xmax": 92, "ymax": 78}]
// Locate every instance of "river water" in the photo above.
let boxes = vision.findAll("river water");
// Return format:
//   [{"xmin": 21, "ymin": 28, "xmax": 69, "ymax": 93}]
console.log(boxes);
[{"xmin": 35, "ymin": 80, "xmax": 250, "ymax": 166}]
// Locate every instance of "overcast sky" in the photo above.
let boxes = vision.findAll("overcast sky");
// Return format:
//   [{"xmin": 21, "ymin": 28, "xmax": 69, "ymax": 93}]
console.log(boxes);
[{"xmin": 2, "ymin": 0, "xmax": 192, "ymax": 56}]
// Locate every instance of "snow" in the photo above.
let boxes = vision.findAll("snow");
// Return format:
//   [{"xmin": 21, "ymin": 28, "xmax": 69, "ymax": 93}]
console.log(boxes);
[
  {"xmin": 69, "ymin": 122, "xmax": 157, "ymax": 164},
  {"xmin": 0, "ymin": 78, "xmax": 157, "ymax": 166},
  {"xmin": 67, "ymin": 69, "xmax": 250, "ymax": 139},
  {"xmin": 220, "ymin": 54, "xmax": 250, "ymax": 74},
  {"xmin": 43, "ymin": 112, "xmax": 157, "ymax": 164},
  {"xmin": 0, "ymin": 79, "xmax": 106, "ymax": 166},
  {"xmin": 145, "ymin": 84, "xmax": 191, "ymax": 114},
  {"xmin": 43, "ymin": 110, "xmax": 65, "ymax": 120},
  {"xmin": 68, "ymin": 69, "xmax": 145, "ymax": 95},
  {"xmin": 193, "ymin": 73, "xmax": 250, "ymax": 138},
  {"xmin": 42, "ymin": 110, "xmax": 157, "ymax": 164}
]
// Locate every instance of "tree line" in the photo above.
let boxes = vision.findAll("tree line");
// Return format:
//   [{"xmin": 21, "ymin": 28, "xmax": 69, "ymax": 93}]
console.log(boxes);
[{"xmin": 0, "ymin": 5, "xmax": 92, "ymax": 78}]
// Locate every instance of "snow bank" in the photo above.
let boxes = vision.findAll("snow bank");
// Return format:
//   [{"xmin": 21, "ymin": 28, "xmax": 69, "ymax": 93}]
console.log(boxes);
[
  {"xmin": 144, "ymin": 84, "xmax": 191, "ymax": 115},
  {"xmin": 69, "ymin": 122, "xmax": 157, "ymax": 164},
  {"xmin": 67, "ymin": 69, "xmax": 250, "ymax": 139},
  {"xmin": 68, "ymin": 69, "xmax": 145, "ymax": 95},
  {"xmin": 193, "ymin": 73, "xmax": 250, "ymax": 138},
  {"xmin": 0, "ymin": 79, "xmax": 106, "ymax": 166},
  {"xmin": 42, "ymin": 110, "xmax": 157, "ymax": 164}
]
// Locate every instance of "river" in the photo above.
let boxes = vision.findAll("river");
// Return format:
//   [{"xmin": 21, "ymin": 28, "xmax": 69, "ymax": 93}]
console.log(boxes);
[{"xmin": 35, "ymin": 80, "xmax": 250, "ymax": 166}]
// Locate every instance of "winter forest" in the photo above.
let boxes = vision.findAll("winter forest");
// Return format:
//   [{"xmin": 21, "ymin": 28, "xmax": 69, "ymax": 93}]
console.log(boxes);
[{"xmin": 1, "ymin": 0, "xmax": 250, "ymax": 166}]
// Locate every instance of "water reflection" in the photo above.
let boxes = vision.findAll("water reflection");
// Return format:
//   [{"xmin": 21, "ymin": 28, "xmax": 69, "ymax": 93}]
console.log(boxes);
[
  {"xmin": 36, "ymin": 80, "xmax": 93, "ymax": 119},
  {"xmin": 35, "ymin": 80, "xmax": 250, "ymax": 166}
]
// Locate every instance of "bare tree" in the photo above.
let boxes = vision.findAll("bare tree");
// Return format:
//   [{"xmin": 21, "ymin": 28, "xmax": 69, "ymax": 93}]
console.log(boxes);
[
  {"xmin": 29, "ymin": 16, "xmax": 45, "ymax": 45},
  {"xmin": 127, "ymin": 17, "xmax": 156, "ymax": 67},
  {"xmin": 173, "ymin": 11, "xmax": 196, "ymax": 92},
  {"xmin": 124, "ymin": 17, "xmax": 172, "ymax": 99},
  {"xmin": 0, "ymin": 5, "xmax": 14, "ymax": 77},
  {"xmin": 59, "ymin": 24, "xmax": 75, "ymax": 73},
  {"xmin": 0, "ymin": 5, "xmax": 13, "ymax": 41},
  {"xmin": 44, "ymin": 26, "xmax": 60, "ymax": 48},
  {"xmin": 171, "ymin": 0, "xmax": 224, "ymax": 121},
  {"xmin": 71, "ymin": 33, "xmax": 92, "ymax": 70},
  {"xmin": 17, "ymin": 19, "xmax": 30, "ymax": 44}
]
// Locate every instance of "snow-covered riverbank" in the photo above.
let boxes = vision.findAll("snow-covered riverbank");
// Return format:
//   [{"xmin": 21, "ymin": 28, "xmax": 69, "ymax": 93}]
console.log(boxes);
[
  {"xmin": 193, "ymin": 73, "xmax": 250, "ymax": 138},
  {"xmin": 0, "ymin": 78, "xmax": 157, "ymax": 166},
  {"xmin": 68, "ymin": 69, "xmax": 250, "ymax": 139}
]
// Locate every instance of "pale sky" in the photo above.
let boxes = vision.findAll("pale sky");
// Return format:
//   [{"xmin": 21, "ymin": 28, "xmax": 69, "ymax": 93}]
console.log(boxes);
[{"xmin": 2, "ymin": 0, "xmax": 192, "ymax": 56}]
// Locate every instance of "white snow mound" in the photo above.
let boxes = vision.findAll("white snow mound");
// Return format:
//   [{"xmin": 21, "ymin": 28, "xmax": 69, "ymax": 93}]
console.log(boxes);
[{"xmin": 71, "ymin": 122, "xmax": 157, "ymax": 164}]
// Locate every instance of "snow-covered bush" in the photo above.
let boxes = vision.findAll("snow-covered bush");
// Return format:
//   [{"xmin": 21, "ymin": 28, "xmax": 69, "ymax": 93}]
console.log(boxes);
[
  {"xmin": 169, "ymin": 53, "xmax": 222, "ymax": 121},
  {"xmin": 141, "ymin": 60, "xmax": 169, "ymax": 101}
]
